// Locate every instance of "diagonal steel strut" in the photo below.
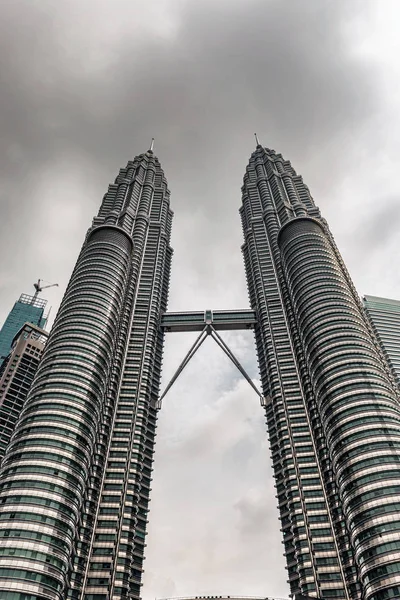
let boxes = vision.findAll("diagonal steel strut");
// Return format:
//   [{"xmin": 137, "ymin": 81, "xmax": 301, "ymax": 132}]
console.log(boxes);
[
  {"xmin": 157, "ymin": 325, "xmax": 263, "ymax": 408},
  {"xmin": 157, "ymin": 327, "xmax": 208, "ymax": 408},
  {"xmin": 209, "ymin": 325, "xmax": 263, "ymax": 402}
]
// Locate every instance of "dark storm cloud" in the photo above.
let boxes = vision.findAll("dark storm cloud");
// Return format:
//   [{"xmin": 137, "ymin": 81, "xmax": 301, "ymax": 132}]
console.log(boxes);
[
  {"xmin": 0, "ymin": 0, "xmax": 375, "ymax": 159},
  {"xmin": 0, "ymin": 0, "xmax": 377, "ymax": 213},
  {"xmin": 2, "ymin": 6, "xmax": 376, "ymax": 238},
  {"xmin": 0, "ymin": 0, "xmax": 381, "ymax": 318},
  {"xmin": 0, "ymin": 0, "xmax": 397, "ymax": 597}
]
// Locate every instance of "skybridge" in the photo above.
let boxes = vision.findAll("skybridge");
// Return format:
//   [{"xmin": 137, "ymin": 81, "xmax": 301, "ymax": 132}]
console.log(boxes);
[
  {"xmin": 161, "ymin": 308, "xmax": 257, "ymax": 332},
  {"xmin": 159, "ymin": 308, "xmax": 265, "ymax": 408}
]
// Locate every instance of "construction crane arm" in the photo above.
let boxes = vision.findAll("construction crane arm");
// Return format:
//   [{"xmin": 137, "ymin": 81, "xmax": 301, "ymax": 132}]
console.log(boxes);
[{"xmin": 33, "ymin": 279, "xmax": 59, "ymax": 300}]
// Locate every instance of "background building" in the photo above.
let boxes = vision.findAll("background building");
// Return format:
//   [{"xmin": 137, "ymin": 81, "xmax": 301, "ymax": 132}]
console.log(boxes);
[
  {"xmin": 0, "ymin": 293, "xmax": 47, "ymax": 366},
  {"xmin": 364, "ymin": 295, "xmax": 400, "ymax": 385},
  {"xmin": 0, "ymin": 323, "xmax": 48, "ymax": 461}
]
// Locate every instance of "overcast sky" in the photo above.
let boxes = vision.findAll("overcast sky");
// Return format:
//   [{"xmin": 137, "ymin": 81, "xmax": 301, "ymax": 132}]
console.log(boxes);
[{"xmin": 1, "ymin": 0, "xmax": 400, "ymax": 598}]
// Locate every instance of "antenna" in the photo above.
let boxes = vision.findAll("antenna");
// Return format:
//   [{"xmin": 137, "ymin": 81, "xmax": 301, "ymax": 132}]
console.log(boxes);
[
  {"xmin": 149, "ymin": 138, "xmax": 155, "ymax": 152},
  {"xmin": 254, "ymin": 132, "xmax": 260, "ymax": 146}
]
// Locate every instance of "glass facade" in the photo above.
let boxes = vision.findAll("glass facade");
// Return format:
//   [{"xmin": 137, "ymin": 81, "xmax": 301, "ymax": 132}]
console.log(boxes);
[
  {"xmin": 363, "ymin": 295, "xmax": 400, "ymax": 386},
  {"xmin": 0, "ymin": 294, "xmax": 47, "ymax": 366},
  {"xmin": 0, "ymin": 323, "xmax": 48, "ymax": 462},
  {"xmin": 240, "ymin": 144, "xmax": 400, "ymax": 600},
  {"xmin": 0, "ymin": 148, "xmax": 173, "ymax": 600}
]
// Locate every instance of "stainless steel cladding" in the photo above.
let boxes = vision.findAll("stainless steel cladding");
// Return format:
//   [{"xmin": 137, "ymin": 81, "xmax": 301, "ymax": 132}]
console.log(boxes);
[
  {"xmin": 279, "ymin": 217, "xmax": 400, "ymax": 600},
  {"xmin": 0, "ymin": 148, "xmax": 173, "ymax": 600},
  {"xmin": 241, "ymin": 144, "xmax": 400, "ymax": 600}
]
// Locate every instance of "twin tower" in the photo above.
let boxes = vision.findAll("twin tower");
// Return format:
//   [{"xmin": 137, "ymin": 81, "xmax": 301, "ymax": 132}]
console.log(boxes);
[{"xmin": 0, "ymin": 145, "xmax": 400, "ymax": 600}]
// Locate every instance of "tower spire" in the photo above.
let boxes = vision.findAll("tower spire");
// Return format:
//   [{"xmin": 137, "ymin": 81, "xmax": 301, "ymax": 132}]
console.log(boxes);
[
  {"xmin": 254, "ymin": 132, "xmax": 260, "ymax": 147},
  {"xmin": 149, "ymin": 137, "xmax": 155, "ymax": 152}
]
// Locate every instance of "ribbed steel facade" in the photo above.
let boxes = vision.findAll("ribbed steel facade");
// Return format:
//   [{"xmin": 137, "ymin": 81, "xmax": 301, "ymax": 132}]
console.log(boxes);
[
  {"xmin": 241, "ymin": 144, "xmax": 400, "ymax": 600},
  {"xmin": 0, "ymin": 149, "xmax": 173, "ymax": 600}
]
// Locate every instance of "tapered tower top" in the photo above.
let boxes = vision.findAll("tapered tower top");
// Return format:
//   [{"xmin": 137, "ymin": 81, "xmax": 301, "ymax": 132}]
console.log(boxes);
[
  {"xmin": 242, "ymin": 142, "xmax": 321, "ymax": 227},
  {"xmin": 93, "ymin": 147, "xmax": 170, "ymax": 235}
]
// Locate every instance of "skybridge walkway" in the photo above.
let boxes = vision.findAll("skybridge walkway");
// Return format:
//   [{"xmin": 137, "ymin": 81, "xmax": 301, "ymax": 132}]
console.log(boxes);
[{"xmin": 158, "ymin": 308, "xmax": 265, "ymax": 407}]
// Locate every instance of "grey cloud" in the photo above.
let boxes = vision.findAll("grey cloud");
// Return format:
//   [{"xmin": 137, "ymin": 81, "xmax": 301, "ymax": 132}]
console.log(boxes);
[
  {"xmin": 0, "ymin": 0, "xmax": 379, "ymax": 228},
  {"xmin": 0, "ymin": 0, "xmax": 384, "ymax": 334},
  {"xmin": 0, "ymin": 0, "xmax": 381, "ymax": 316},
  {"xmin": 235, "ymin": 490, "xmax": 272, "ymax": 538},
  {"xmin": 342, "ymin": 196, "xmax": 400, "ymax": 298},
  {"xmin": 360, "ymin": 197, "xmax": 400, "ymax": 248},
  {"xmin": 147, "ymin": 378, "xmax": 284, "ymax": 598}
]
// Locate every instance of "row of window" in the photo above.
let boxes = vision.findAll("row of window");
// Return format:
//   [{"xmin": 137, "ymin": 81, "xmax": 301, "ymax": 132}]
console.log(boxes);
[
  {"xmin": 346, "ymin": 483, "xmax": 400, "ymax": 512},
  {"xmin": 1, "ymin": 493, "xmax": 76, "ymax": 519},
  {"xmin": 0, "ymin": 567, "xmax": 62, "ymax": 591},
  {"xmin": 370, "ymin": 585, "xmax": 400, "ymax": 600},
  {"xmin": 356, "ymin": 519, "xmax": 400, "ymax": 544},
  {"xmin": 0, "ymin": 478, "xmax": 79, "ymax": 502},
  {"xmin": 339, "ymin": 453, "xmax": 400, "ymax": 484},
  {"xmin": 9, "ymin": 436, "xmax": 88, "ymax": 461},
  {"xmin": 0, "ymin": 528, "xmax": 69, "ymax": 551},
  {"xmin": 365, "ymin": 560, "xmax": 400, "ymax": 584},
  {"xmin": 0, "ymin": 546, "xmax": 65, "ymax": 571},
  {"xmin": 344, "ymin": 467, "xmax": 400, "ymax": 495},
  {"xmin": 0, "ymin": 510, "xmax": 74, "ymax": 537},
  {"xmin": 352, "ymin": 501, "xmax": 400, "ymax": 528},
  {"xmin": 360, "ymin": 539, "xmax": 400, "ymax": 565}
]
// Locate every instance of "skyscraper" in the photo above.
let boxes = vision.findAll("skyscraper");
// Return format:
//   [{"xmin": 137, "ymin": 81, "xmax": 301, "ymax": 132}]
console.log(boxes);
[
  {"xmin": 0, "ymin": 143, "xmax": 400, "ymax": 600},
  {"xmin": 240, "ymin": 144, "xmax": 400, "ymax": 600},
  {"xmin": 364, "ymin": 295, "xmax": 400, "ymax": 385},
  {"xmin": 0, "ymin": 147, "xmax": 173, "ymax": 600},
  {"xmin": 0, "ymin": 322, "xmax": 48, "ymax": 461},
  {"xmin": 0, "ymin": 293, "xmax": 47, "ymax": 366}
]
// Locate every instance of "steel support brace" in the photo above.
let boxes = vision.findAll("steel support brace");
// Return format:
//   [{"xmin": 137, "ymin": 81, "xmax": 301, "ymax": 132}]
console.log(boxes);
[
  {"xmin": 157, "ymin": 325, "xmax": 263, "ymax": 408},
  {"xmin": 209, "ymin": 326, "xmax": 263, "ymax": 401},
  {"xmin": 157, "ymin": 327, "xmax": 208, "ymax": 408}
]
